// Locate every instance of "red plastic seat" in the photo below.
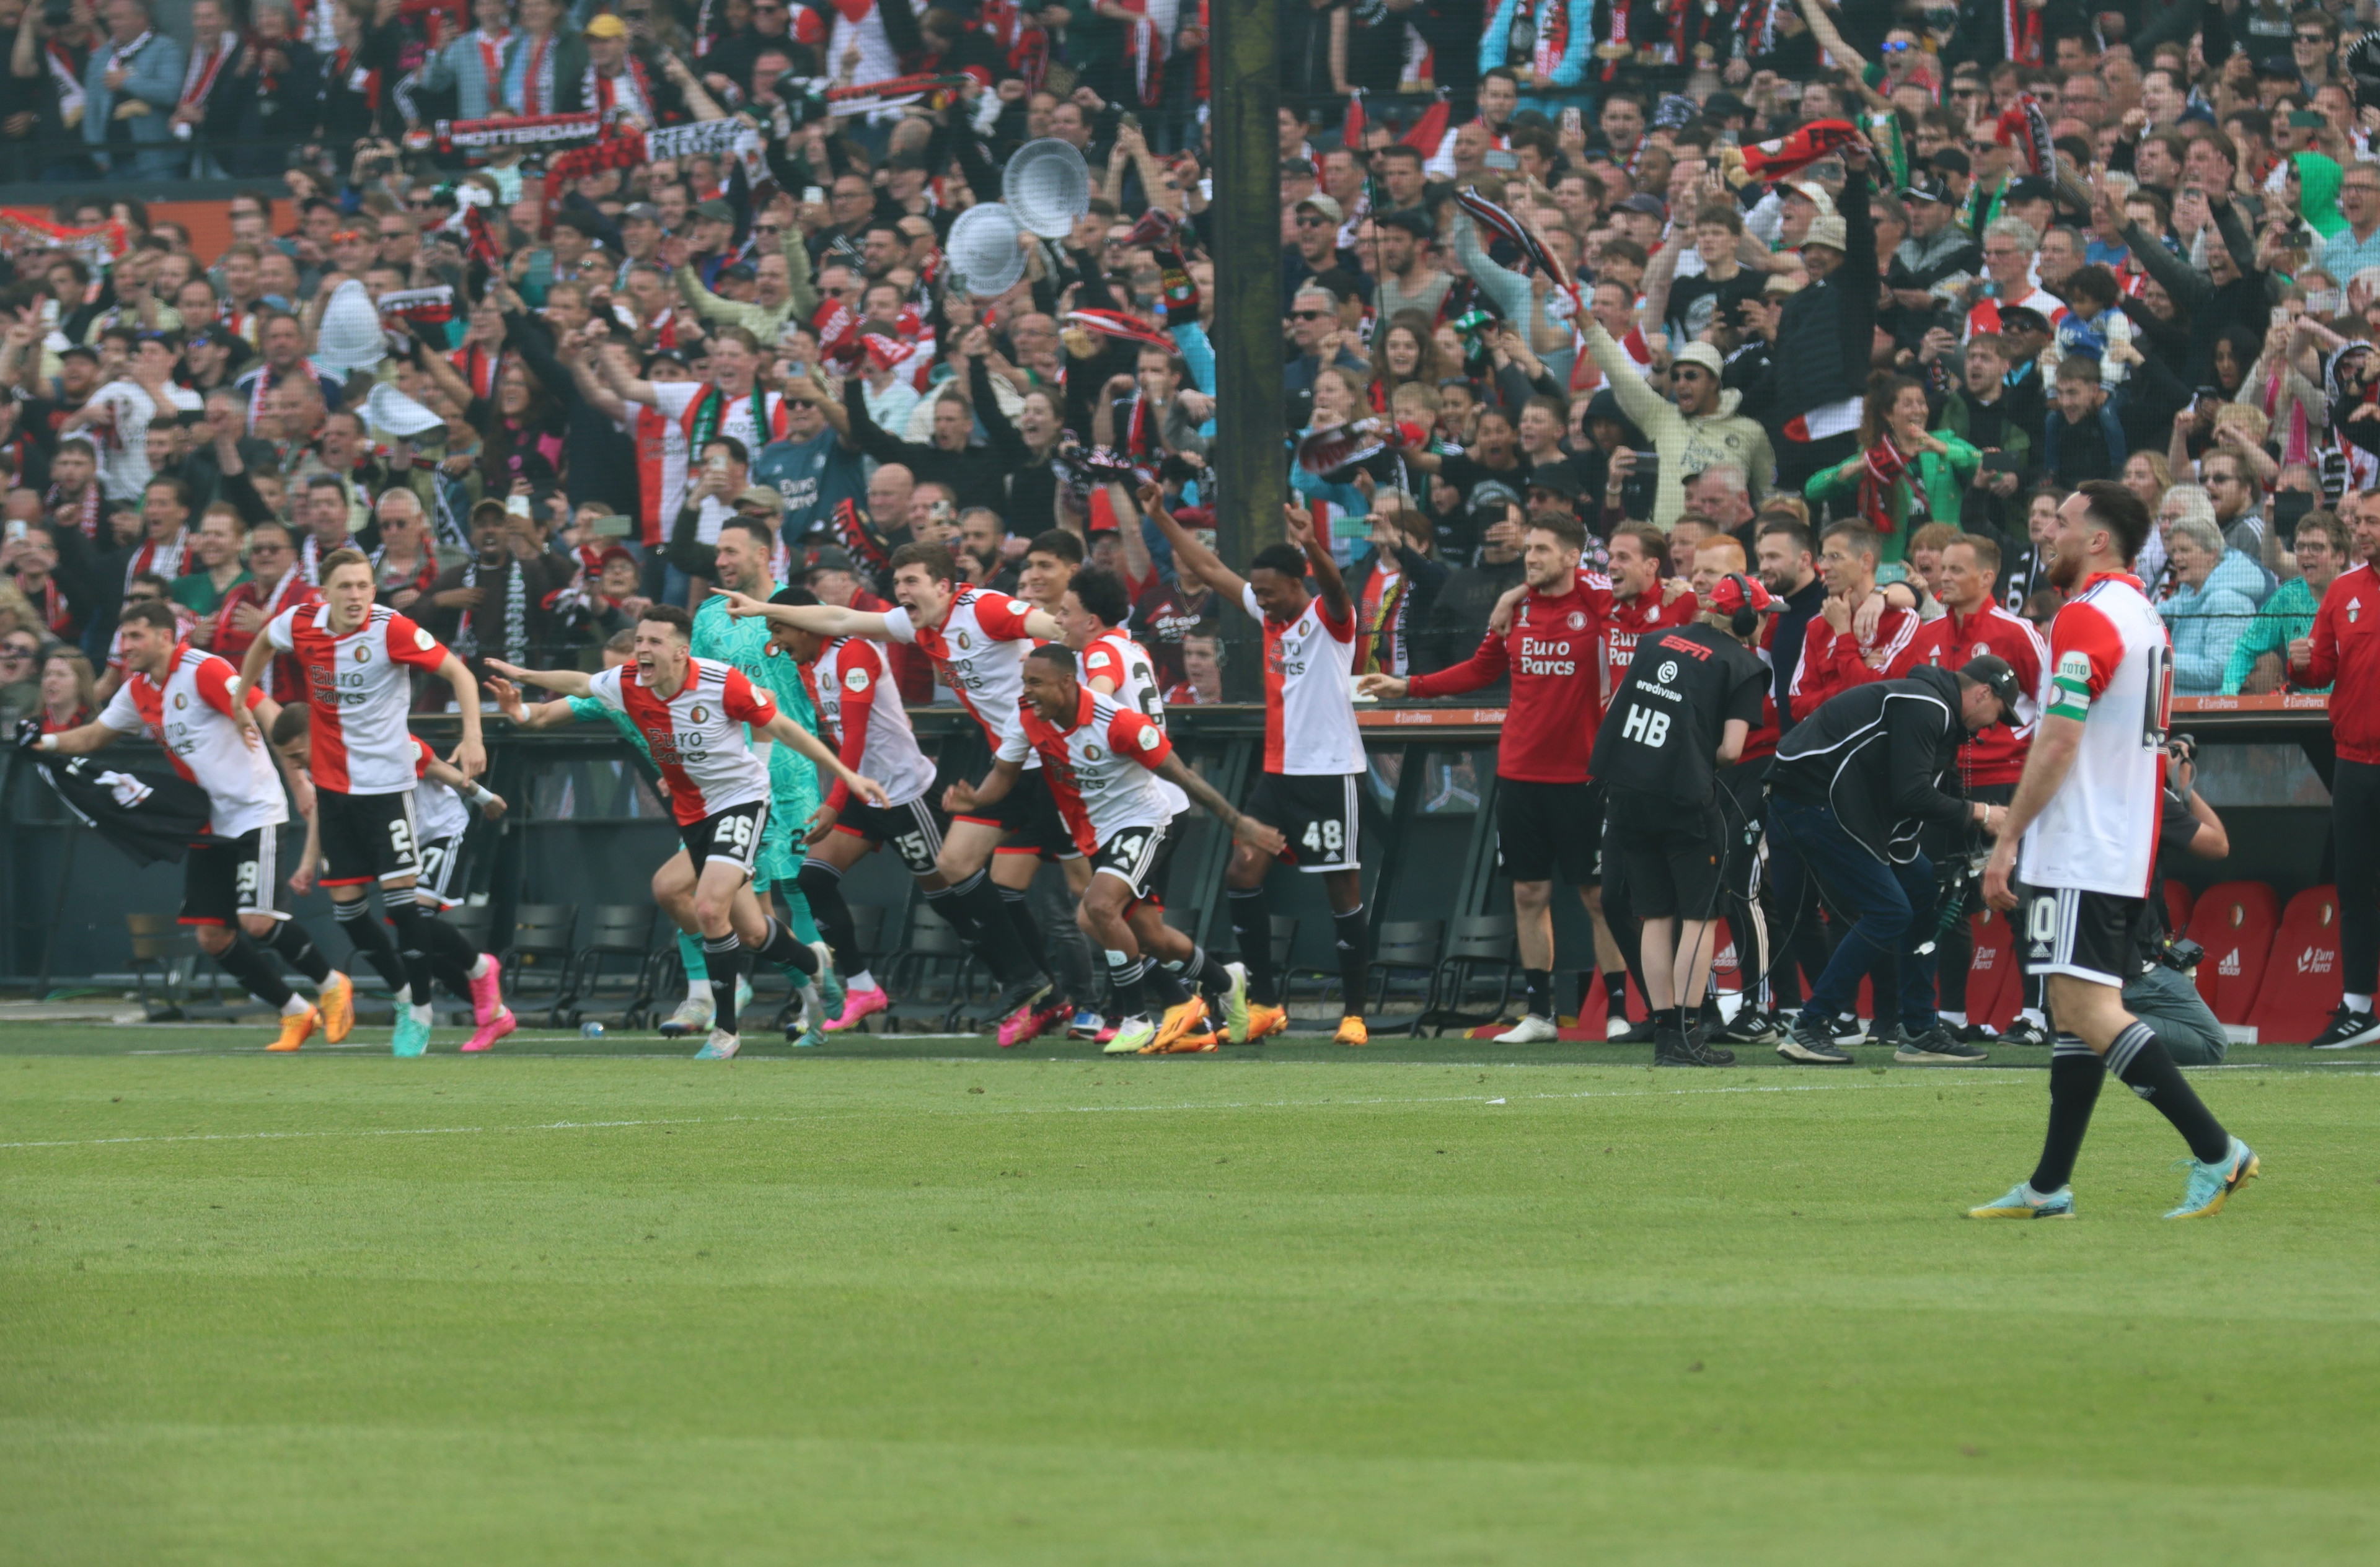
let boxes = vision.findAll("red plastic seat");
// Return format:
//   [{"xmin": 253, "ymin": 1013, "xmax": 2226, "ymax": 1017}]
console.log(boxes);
[
  {"xmin": 2183, "ymin": 880, "xmax": 2281, "ymax": 1025},
  {"xmin": 1709, "ymin": 918, "xmax": 1744, "ymax": 994},
  {"xmin": 2163, "ymin": 880, "xmax": 2193, "ymax": 940},
  {"xmin": 1966, "ymin": 906, "xmax": 2020, "ymax": 1030},
  {"xmin": 2247, "ymin": 885, "xmax": 2343, "ymax": 1045}
]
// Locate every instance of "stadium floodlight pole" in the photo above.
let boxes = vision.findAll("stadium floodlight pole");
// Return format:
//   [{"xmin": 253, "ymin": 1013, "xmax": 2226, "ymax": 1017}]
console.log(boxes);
[{"xmin": 1207, "ymin": 0, "xmax": 1285, "ymax": 702}]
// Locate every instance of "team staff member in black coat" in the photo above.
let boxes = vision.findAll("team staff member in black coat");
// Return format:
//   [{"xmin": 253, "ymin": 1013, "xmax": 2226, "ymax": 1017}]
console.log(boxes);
[
  {"xmin": 1763, "ymin": 656, "xmax": 2025, "ymax": 1066},
  {"xmin": 1592, "ymin": 574, "xmax": 1773, "ymax": 1068}
]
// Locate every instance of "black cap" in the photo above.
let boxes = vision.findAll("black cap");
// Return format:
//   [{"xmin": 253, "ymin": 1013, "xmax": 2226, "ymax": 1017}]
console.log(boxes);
[
  {"xmin": 2004, "ymin": 175, "xmax": 2056, "ymax": 204},
  {"xmin": 1466, "ymin": 478, "xmax": 1523, "ymax": 519},
  {"xmin": 1901, "ymin": 172, "xmax": 1951, "ymax": 205},
  {"xmin": 1702, "ymin": 92, "xmax": 1750, "ymax": 123},
  {"xmin": 1928, "ymin": 146, "xmax": 1972, "ymax": 177},
  {"xmin": 1997, "ymin": 304, "xmax": 2053, "ymax": 335},
  {"xmin": 2255, "ymin": 54, "xmax": 2301, "ymax": 82},
  {"xmin": 1377, "ymin": 208, "xmax": 1434, "ymax": 239},
  {"xmin": 1524, "ymin": 460, "xmax": 1584, "ymax": 500},
  {"xmin": 1960, "ymin": 654, "xmax": 2024, "ymax": 724}
]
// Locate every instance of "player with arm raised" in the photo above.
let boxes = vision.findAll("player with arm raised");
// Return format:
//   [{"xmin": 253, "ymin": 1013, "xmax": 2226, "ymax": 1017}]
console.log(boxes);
[
  {"xmin": 236, "ymin": 549, "xmax": 505, "ymax": 1058},
  {"xmin": 490, "ymin": 606, "xmax": 888, "ymax": 1061},
  {"xmin": 716, "ymin": 542, "xmax": 1069, "ymax": 1044},
  {"xmin": 1975, "ymin": 481, "xmax": 2258, "ymax": 1221},
  {"xmin": 948, "ymin": 645, "xmax": 1286, "ymax": 1055},
  {"xmin": 28, "ymin": 600, "xmax": 355, "ymax": 1053},
  {"xmin": 1145, "ymin": 493, "xmax": 1373, "ymax": 1046},
  {"xmin": 485, "ymin": 631, "xmax": 751, "ymax": 1040}
]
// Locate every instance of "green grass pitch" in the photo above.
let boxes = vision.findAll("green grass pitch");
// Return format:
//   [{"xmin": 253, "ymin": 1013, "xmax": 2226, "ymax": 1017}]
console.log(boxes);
[{"xmin": 6, "ymin": 1024, "xmax": 2379, "ymax": 1565}]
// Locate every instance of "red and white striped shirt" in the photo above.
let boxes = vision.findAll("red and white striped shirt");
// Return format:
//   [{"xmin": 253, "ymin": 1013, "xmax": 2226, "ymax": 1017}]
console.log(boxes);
[
  {"xmin": 998, "ymin": 687, "xmax": 1176, "ymax": 855},
  {"xmin": 1239, "ymin": 583, "xmax": 1363, "ymax": 776},
  {"xmin": 95, "ymin": 643, "xmax": 286, "ymax": 838},
  {"xmin": 586, "ymin": 657, "xmax": 777, "ymax": 826},
  {"xmin": 882, "ymin": 586, "xmax": 1042, "ymax": 766},
  {"xmin": 265, "ymin": 603, "xmax": 450, "ymax": 794},
  {"xmin": 1083, "ymin": 627, "xmax": 1188, "ymax": 815},
  {"xmin": 809, "ymin": 634, "xmax": 937, "ymax": 809}
]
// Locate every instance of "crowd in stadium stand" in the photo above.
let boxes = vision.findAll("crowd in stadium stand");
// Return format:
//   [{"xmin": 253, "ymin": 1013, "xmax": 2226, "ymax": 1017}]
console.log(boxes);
[{"xmin": 6, "ymin": 0, "xmax": 2380, "ymax": 1059}]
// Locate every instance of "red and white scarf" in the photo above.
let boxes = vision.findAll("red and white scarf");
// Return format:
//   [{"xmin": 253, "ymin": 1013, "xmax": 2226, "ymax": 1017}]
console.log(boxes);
[
  {"xmin": 519, "ymin": 30, "xmax": 555, "ymax": 115},
  {"xmin": 585, "ymin": 55, "xmax": 655, "ymax": 120},
  {"xmin": 127, "ymin": 529, "xmax": 188, "ymax": 589},
  {"xmin": 47, "ymin": 480, "xmax": 100, "ymax": 541},
  {"xmin": 2002, "ymin": 0, "xmax": 2042, "ymax": 64},
  {"xmin": 22, "ymin": 574, "xmax": 70, "ymax": 636},
  {"xmin": 178, "ymin": 32, "xmax": 237, "ymax": 111},
  {"xmin": 247, "ymin": 358, "xmax": 318, "ymax": 432},
  {"xmin": 474, "ymin": 26, "xmax": 509, "ymax": 96},
  {"xmin": 1858, "ymin": 434, "xmax": 1918, "ymax": 534}
]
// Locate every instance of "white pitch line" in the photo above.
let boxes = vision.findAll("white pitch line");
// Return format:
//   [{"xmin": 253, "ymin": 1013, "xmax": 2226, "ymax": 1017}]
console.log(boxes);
[{"xmin": 0, "ymin": 1074, "xmax": 2048, "ymax": 1152}]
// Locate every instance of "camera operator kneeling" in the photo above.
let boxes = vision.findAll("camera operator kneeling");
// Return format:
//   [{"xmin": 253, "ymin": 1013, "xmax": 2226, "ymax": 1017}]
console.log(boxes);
[
  {"xmin": 2120, "ymin": 738, "xmax": 2232, "ymax": 1066},
  {"xmin": 1765, "ymin": 656, "xmax": 2024, "ymax": 1064}
]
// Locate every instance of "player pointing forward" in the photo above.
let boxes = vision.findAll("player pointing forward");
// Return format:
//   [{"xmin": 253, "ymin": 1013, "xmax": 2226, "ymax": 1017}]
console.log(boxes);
[
  {"xmin": 716, "ymin": 545, "xmax": 1070, "ymax": 1044},
  {"xmin": 491, "ymin": 607, "xmax": 888, "ymax": 1061},
  {"xmin": 950, "ymin": 644, "xmax": 1286, "ymax": 1055},
  {"xmin": 1977, "ymin": 481, "xmax": 2257, "ymax": 1220}
]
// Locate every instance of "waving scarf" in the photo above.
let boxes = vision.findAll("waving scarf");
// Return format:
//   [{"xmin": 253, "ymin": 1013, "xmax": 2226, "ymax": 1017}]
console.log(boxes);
[{"xmin": 1858, "ymin": 434, "xmax": 1916, "ymax": 534}]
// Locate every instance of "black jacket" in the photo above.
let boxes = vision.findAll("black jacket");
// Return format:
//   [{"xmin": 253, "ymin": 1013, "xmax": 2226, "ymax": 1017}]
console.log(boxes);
[
  {"xmin": 1768, "ymin": 664, "xmax": 1973, "ymax": 864},
  {"xmin": 1766, "ymin": 165, "xmax": 1875, "ymax": 427}
]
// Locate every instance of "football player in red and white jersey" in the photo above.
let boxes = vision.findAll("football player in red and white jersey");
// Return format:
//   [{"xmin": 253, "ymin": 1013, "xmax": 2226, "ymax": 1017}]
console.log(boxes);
[
  {"xmin": 1978, "ymin": 481, "xmax": 2255, "ymax": 1222},
  {"xmin": 720, "ymin": 543, "xmax": 1069, "ymax": 1044},
  {"xmin": 271, "ymin": 714, "xmax": 512, "ymax": 1034},
  {"xmin": 753, "ymin": 587, "xmax": 948, "ymax": 1034},
  {"xmin": 490, "ymin": 605, "xmax": 887, "ymax": 1061},
  {"xmin": 1142, "ymin": 489, "xmax": 1375, "ymax": 1048},
  {"xmin": 951, "ymin": 646, "xmax": 1286, "ymax": 1056},
  {"xmin": 236, "ymin": 549, "xmax": 504, "ymax": 1058},
  {"xmin": 1054, "ymin": 563, "xmax": 1243, "ymax": 1051},
  {"xmin": 33, "ymin": 601, "xmax": 353, "ymax": 1053}
]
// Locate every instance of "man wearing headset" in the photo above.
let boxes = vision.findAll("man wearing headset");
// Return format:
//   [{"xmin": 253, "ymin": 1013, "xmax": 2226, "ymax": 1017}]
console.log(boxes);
[{"xmin": 1591, "ymin": 569, "xmax": 1776, "ymax": 1066}]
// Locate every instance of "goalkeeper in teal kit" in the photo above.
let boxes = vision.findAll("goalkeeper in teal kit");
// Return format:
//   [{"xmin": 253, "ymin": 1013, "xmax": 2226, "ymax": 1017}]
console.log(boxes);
[{"xmin": 683, "ymin": 517, "xmax": 846, "ymax": 1038}]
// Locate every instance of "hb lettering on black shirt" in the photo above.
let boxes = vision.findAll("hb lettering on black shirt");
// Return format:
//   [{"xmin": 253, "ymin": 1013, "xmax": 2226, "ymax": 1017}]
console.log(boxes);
[{"xmin": 1592, "ymin": 623, "xmax": 1769, "ymax": 806}]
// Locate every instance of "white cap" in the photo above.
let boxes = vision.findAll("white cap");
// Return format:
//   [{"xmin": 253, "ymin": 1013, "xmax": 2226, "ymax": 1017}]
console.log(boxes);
[{"xmin": 313, "ymin": 280, "xmax": 386, "ymax": 375}]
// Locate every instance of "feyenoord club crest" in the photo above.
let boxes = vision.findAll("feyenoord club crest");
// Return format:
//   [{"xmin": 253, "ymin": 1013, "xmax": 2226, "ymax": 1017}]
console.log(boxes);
[
  {"xmin": 956, "ymin": 630, "xmax": 974, "ymax": 650},
  {"xmin": 1972, "ymin": 643, "xmax": 1990, "ymax": 657},
  {"xmin": 1567, "ymin": 611, "xmax": 1587, "ymax": 630},
  {"xmin": 1085, "ymin": 744, "xmax": 1104, "ymax": 762},
  {"xmin": 690, "ymin": 706, "xmax": 708, "ymax": 723},
  {"xmin": 172, "ymin": 692, "xmax": 187, "ymax": 709},
  {"xmin": 354, "ymin": 645, "xmax": 372, "ymax": 662}
]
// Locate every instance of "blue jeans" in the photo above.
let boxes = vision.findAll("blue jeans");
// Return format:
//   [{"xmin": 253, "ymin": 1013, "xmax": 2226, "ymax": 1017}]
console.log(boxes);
[{"xmin": 1765, "ymin": 794, "xmax": 1939, "ymax": 1032}]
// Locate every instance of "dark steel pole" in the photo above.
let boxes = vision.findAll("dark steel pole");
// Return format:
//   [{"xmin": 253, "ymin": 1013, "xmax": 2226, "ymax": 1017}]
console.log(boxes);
[{"xmin": 1205, "ymin": 0, "xmax": 1284, "ymax": 702}]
